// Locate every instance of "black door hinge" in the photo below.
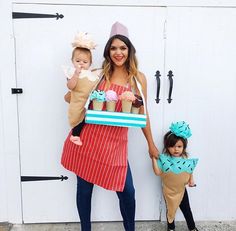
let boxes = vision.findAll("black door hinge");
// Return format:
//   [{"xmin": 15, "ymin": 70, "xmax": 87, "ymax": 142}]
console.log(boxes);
[
  {"xmin": 21, "ymin": 175, "xmax": 68, "ymax": 182},
  {"xmin": 12, "ymin": 12, "xmax": 64, "ymax": 20}
]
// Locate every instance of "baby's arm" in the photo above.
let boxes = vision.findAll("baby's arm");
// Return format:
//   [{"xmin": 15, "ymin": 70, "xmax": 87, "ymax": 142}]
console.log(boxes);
[
  {"xmin": 188, "ymin": 174, "xmax": 196, "ymax": 187},
  {"xmin": 152, "ymin": 157, "xmax": 162, "ymax": 176},
  {"xmin": 67, "ymin": 66, "xmax": 81, "ymax": 90}
]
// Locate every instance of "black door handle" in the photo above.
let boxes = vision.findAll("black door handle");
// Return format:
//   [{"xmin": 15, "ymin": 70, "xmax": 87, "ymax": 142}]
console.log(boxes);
[
  {"xmin": 155, "ymin": 70, "xmax": 161, "ymax": 104},
  {"xmin": 167, "ymin": 70, "xmax": 174, "ymax": 103},
  {"xmin": 11, "ymin": 88, "xmax": 23, "ymax": 94}
]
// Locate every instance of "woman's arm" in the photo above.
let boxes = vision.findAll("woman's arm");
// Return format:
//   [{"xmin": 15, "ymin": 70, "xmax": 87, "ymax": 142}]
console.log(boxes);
[
  {"xmin": 152, "ymin": 157, "xmax": 161, "ymax": 176},
  {"xmin": 138, "ymin": 72, "xmax": 159, "ymax": 159}
]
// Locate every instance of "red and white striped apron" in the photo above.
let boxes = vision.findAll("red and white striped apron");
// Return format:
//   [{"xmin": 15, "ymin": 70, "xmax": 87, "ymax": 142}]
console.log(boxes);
[{"xmin": 61, "ymin": 81, "xmax": 131, "ymax": 191}]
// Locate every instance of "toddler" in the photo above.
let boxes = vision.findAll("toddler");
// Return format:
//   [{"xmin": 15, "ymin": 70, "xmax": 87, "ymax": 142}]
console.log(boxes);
[{"xmin": 152, "ymin": 121, "xmax": 199, "ymax": 231}]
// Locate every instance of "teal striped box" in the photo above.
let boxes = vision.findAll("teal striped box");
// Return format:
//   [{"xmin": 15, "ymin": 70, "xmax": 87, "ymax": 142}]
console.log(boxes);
[{"xmin": 85, "ymin": 110, "xmax": 147, "ymax": 128}]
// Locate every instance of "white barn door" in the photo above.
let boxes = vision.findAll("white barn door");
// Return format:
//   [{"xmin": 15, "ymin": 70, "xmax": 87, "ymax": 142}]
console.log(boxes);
[{"xmin": 13, "ymin": 4, "xmax": 166, "ymax": 223}]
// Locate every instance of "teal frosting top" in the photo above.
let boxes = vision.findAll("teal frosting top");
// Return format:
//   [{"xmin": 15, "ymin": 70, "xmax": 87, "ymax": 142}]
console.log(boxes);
[
  {"xmin": 90, "ymin": 90, "xmax": 106, "ymax": 102},
  {"xmin": 157, "ymin": 153, "xmax": 198, "ymax": 174}
]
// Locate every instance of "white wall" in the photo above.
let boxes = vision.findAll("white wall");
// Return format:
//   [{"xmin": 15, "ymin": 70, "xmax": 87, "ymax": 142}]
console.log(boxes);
[{"xmin": 0, "ymin": 1, "xmax": 22, "ymax": 223}]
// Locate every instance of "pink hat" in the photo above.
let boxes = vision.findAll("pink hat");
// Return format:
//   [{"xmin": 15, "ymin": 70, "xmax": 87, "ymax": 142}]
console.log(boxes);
[{"xmin": 110, "ymin": 22, "xmax": 129, "ymax": 38}]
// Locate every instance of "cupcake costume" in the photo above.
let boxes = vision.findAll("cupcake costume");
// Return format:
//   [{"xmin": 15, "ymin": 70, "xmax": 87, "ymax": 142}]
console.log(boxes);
[
  {"xmin": 68, "ymin": 69, "xmax": 101, "ymax": 127},
  {"xmin": 157, "ymin": 153, "xmax": 198, "ymax": 223},
  {"xmin": 156, "ymin": 121, "xmax": 198, "ymax": 225}
]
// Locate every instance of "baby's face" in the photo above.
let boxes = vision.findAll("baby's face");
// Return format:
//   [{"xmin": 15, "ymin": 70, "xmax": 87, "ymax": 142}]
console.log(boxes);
[{"xmin": 72, "ymin": 50, "xmax": 91, "ymax": 70}]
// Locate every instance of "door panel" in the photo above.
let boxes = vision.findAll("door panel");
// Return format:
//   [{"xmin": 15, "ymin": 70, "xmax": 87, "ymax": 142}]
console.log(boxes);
[
  {"xmin": 164, "ymin": 7, "xmax": 236, "ymax": 220},
  {"xmin": 13, "ymin": 4, "xmax": 166, "ymax": 222}
]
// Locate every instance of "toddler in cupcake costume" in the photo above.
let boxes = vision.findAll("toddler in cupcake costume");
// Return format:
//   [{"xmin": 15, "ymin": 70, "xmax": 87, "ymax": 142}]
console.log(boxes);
[
  {"xmin": 152, "ymin": 121, "xmax": 199, "ymax": 231},
  {"xmin": 64, "ymin": 32, "xmax": 101, "ymax": 145}
]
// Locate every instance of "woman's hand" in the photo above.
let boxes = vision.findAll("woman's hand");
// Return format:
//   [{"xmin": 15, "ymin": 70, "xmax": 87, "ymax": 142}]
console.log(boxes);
[{"xmin": 148, "ymin": 144, "xmax": 159, "ymax": 159}]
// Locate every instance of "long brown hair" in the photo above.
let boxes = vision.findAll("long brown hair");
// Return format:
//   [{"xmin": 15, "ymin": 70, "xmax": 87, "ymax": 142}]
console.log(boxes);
[{"xmin": 102, "ymin": 35, "xmax": 142, "ymax": 91}]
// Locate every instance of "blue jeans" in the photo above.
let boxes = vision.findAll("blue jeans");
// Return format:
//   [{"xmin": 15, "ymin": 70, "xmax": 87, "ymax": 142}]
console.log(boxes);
[{"xmin": 76, "ymin": 164, "xmax": 135, "ymax": 231}]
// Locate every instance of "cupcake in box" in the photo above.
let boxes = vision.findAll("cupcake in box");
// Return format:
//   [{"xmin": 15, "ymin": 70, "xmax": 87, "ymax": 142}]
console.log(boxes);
[
  {"xmin": 119, "ymin": 91, "xmax": 136, "ymax": 113},
  {"xmin": 105, "ymin": 90, "xmax": 118, "ymax": 112},
  {"xmin": 131, "ymin": 94, "xmax": 143, "ymax": 114},
  {"xmin": 90, "ymin": 90, "xmax": 106, "ymax": 110}
]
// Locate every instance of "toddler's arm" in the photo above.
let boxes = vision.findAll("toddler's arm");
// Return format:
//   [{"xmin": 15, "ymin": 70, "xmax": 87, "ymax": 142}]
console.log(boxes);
[
  {"xmin": 188, "ymin": 174, "xmax": 196, "ymax": 187},
  {"xmin": 152, "ymin": 157, "xmax": 161, "ymax": 176}
]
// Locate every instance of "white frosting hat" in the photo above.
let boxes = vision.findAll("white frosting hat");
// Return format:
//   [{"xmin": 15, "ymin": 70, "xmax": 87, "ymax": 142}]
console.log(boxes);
[{"xmin": 71, "ymin": 32, "xmax": 96, "ymax": 50}]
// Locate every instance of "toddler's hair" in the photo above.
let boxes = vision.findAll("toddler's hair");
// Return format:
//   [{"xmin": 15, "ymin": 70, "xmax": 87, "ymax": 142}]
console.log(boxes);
[{"xmin": 163, "ymin": 131, "xmax": 188, "ymax": 158}]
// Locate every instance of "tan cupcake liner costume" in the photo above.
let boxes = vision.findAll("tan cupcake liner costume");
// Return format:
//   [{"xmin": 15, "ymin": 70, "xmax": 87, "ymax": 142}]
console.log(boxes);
[{"xmin": 68, "ymin": 69, "xmax": 102, "ymax": 127}]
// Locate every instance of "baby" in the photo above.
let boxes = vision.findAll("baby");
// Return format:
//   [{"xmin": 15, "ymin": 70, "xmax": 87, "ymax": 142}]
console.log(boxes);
[{"xmin": 64, "ymin": 32, "xmax": 101, "ymax": 145}]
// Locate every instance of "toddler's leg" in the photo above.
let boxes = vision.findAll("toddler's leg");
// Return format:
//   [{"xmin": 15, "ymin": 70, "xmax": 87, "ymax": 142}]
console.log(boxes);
[{"xmin": 179, "ymin": 189, "xmax": 196, "ymax": 230}]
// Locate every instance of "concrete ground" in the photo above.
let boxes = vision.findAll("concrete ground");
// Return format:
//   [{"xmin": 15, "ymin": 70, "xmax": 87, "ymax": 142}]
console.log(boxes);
[{"xmin": 1, "ymin": 221, "xmax": 236, "ymax": 231}]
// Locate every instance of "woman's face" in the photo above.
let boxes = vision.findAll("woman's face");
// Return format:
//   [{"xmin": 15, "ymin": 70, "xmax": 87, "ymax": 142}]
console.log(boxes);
[{"xmin": 109, "ymin": 38, "xmax": 129, "ymax": 67}]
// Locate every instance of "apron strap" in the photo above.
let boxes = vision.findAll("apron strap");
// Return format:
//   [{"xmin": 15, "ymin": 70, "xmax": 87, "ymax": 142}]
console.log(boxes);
[
  {"xmin": 134, "ymin": 76, "xmax": 147, "ymax": 115},
  {"xmin": 85, "ymin": 69, "xmax": 103, "ymax": 109}
]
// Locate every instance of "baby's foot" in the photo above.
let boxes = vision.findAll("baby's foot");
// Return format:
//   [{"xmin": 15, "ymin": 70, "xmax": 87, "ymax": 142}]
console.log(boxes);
[{"xmin": 70, "ymin": 135, "xmax": 82, "ymax": 146}]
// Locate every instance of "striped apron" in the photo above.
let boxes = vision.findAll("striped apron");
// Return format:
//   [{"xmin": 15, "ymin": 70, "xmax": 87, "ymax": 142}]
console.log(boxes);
[{"xmin": 61, "ymin": 81, "xmax": 131, "ymax": 191}]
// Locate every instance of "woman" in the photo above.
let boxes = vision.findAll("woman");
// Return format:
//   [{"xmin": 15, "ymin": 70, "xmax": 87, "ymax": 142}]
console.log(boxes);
[{"xmin": 61, "ymin": 22, "xmax": 159, "ymax": 231}]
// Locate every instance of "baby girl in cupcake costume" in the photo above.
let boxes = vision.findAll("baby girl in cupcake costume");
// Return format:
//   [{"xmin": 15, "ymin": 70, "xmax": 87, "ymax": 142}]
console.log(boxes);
[{"xmin": 64, "ymin": 32, "xmax": 101, "ymax": 145}]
